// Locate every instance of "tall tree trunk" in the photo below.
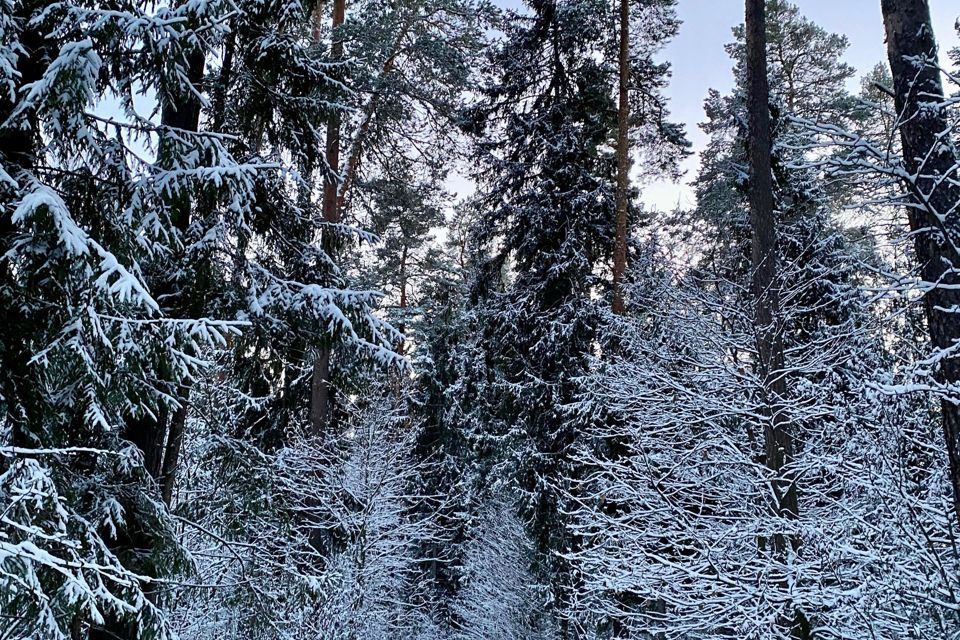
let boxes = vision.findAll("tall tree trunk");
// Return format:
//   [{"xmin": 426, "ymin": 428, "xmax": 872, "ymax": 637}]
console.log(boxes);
[
  {"xmin": 881, "ymin": 0, "xmax": 960, "ymax": 527},
  {"xmin": 122, "ymin": 46, "xmax": 205, "ymax": 481},
  {"xmin": 745, "ymin": 1, "xmax": 806, "ymax": 637},
  {"xmin": 609, "ymin": 13, "xmax": 644, "ymax": 631},
  {"xmin": 397, "ymin": 243, "xmax": 408, "ymax": 355},
  {"xmin": 311, "ymin": 0, "xmax": 347, "ymax": 435},
  {"xmin": 93, "ymin": 39, "xmax": 206, "ymax": 640},
  {"xmin": 309, "ymin": 10, "xmax": 411, "ymax": 431},
  {"xmin": 611, "ymin": 0, "xmax": 630, "ymax": 315},
  {"xmin": 746, "ymin": 0, "xmax": 795, "ymax": 525},
  {"xmin": 320, "ymin": 0, "xmax": 346, "ymax": 234},
  {"xmin": 160, "ymin": 390, "xmax": 190, "ymax": 506}
]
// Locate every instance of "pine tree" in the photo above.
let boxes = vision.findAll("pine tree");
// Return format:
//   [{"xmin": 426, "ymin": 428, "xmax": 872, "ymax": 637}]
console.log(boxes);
[
  {"xmin": 158, "ymin": 0, "xmax": 488, "ymax": 634},
  {"xmin": 307, "ymin": 0, "xmax": 488, "ymax": 432},
  {"xmin": 6, "ymin": 2, "xmax": 960, "ymax": 638},
  {"xmin": 564, "ymin": 2, "xmax": 960, "ymax": 637},
  {"xmin": 880, "ymin": 0, "xmax": 960, "ymax": 525},
  {"xmin": 745, "ymin": 1, "xmax": 805, "ymax": 634},
  {"xmin": 459, "ymin": 0, "xmax": 684, "ymax": 631},
  {"xmin": 403, "ymin": 210, "xmax": 488, "ymax": 631}
]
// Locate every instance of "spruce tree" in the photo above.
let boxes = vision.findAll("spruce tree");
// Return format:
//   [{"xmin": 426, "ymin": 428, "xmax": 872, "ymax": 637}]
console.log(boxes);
[
  {"xmin": 0, "ymin": 0, "xmax": 402, "ymax": 636},
  {"xmin": 0, "ymin": 1, "xmax": 235, "ymax": 636},
  {"xmin": 461, "ymin": 0, "xmax": 684, "ymax": 631}
]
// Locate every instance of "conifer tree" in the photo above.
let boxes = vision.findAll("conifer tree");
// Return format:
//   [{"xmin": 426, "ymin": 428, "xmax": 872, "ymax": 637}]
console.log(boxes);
[
  {"xmin": 6, "ymin": 2, "xmax": 960, "ymax": 638},
  {"xmin": 880, "ymin": 0, "xmax": 960, "ymax": 525},
  {"xmin": 0, "ymin": 1, "xmax": 237, "ymax": 636},
  {"xmin": 564, "ymin": 3, "xmax": 960, "ymax": 637},
  {"xmin": 461, "ymin": 0, "xmax": 684, "ymax": 631},
  {"xmin": 0, "ymin": 0, "xmax": 402, "ymax": 636}
]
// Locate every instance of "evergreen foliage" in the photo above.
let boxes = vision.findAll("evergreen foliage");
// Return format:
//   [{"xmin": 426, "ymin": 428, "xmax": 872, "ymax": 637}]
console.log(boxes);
[{"xmin": 3, "ymin": 1, "xmax": 960, "ymax": 638}]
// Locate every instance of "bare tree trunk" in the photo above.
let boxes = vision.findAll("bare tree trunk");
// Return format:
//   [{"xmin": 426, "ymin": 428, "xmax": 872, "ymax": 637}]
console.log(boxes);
[
  {"xmin": 881, "ymin": 0, "xmax": 960, "ymax": 527},
  {"xmin": 745, "ymin": 1, "xmax": 806, "ymax": 637},
  {"xmin": 397, "ymin": 243, "xmax": 409, "ymax": 356},
  {"xmin": 611, "ymin": 0, "xmax": 630, "ymax": 315},
  {"xmin": 310, "ymin": 12, "xmax": 408, "ymax": 434},
  {"xmin": 609, "ymin": 9, "xmax": 646, "ymax": 633},
  {"xmin": 321, "ymin": 0, "xmax": 346, "ymax": 234},
  {"xmin": 311, "ymin": 0, "xmax": 347, "ymax": 436},
  {"xmin": 746, "ymin": 0, "xmax": 795, "ymax": 526},
  {"xmin": 160, "ymin": 390, "xmax": 190, "ymax": 506}
]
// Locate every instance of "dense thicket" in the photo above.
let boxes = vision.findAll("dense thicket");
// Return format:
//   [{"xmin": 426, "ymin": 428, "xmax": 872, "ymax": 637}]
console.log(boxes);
[{"xmin": 2, "ymin": 0, "xmax": 960, "ymax": 639}]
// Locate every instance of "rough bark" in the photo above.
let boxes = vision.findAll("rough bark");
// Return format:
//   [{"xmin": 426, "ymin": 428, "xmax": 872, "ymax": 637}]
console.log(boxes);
[
  {"xmin": 746, "ymin": 0, "xmax": 796, "ymax": 524},
  {"xmin": 746, "ymin": 0, "xmax": 806, "ymax": 636},
  {"xmin": 611, "ymin": 0, "xmax": 630, "ymax": 315},
  {"xmin": 881, "ymin": 0, "xmax": 960, "ymax": 527},
  {"xmin": 311, "ymin": 0, "xmax": 347, "ymax": 435},
  {"xmin": 160, "ymin": 391, "xmax": 190, "ymax": 506}
]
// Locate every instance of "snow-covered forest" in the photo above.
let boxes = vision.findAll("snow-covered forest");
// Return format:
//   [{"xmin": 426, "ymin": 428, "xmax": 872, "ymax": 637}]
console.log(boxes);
[{"xmin": 2, "ymin": 0, "xmax": 960, "ymax": 637}]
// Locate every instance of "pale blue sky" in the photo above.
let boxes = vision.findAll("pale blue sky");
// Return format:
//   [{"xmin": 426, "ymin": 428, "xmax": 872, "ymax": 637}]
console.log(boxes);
[{"xmin": 642, "ymin": 0, "xmax": 960, "ymax": 211}]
